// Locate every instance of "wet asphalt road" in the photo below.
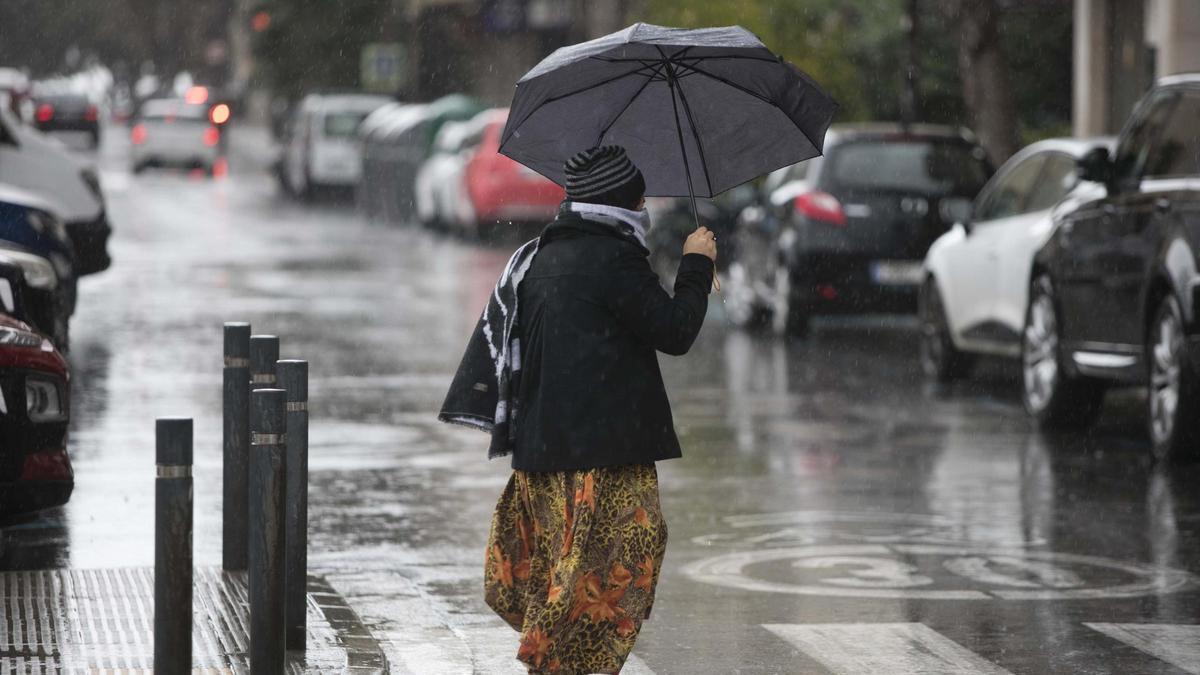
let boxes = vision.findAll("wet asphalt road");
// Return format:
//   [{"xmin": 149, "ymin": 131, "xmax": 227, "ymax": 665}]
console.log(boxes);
[{"xmin": 3, "ymin": 126, "xmax": 1200, "ymax": 674}]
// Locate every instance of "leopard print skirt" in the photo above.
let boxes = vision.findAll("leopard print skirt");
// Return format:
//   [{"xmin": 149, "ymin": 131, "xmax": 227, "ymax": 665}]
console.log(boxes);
[{"xmin": 484, "ymin": 463, "xmax": 667, "ymax": 674}]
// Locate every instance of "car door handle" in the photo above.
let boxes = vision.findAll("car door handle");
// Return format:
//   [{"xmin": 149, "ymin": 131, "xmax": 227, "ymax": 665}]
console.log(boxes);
[{"xmin": 1155, "ymin": 198, "xmax": 1172, "ymax": 214}]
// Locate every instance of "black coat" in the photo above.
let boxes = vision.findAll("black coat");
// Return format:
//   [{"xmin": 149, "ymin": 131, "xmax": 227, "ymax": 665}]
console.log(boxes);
[{"xmin": 512, "ymin": 212, "xmax": 713, "ymax": 472}]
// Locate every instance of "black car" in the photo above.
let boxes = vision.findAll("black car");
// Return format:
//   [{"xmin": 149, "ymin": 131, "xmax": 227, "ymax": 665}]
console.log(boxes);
[
  {"xmin": 33, "ymin": 93, "xmax": 100, "ymax": 147},
  {"xmin": 0, "ymin": 184, "xmax": 77, "ymax": 349},
  {"xmin": 1025, "ymin": 74, "xmax": 1200, "ymax": 459},
  {"xmin": 724, "ymin": 124, "xmax": 992, "ymax": 335}
]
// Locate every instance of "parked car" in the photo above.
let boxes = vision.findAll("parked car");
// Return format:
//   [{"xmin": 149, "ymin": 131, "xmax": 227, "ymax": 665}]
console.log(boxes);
[
  {"xmin": 0, "ymin": 184, "xmax": 77, "ymax": 349},
  {"xmin": 279, "ymin": 93, "xmax": 391, "ymax": 198},
  {"xmin": 724, "ymin": 123, "xmax": 993, "ymax": 335},
  {"xmin": 414, "ymin": 117, "xmax": 481, "ymax": 232},
  {"xmin": 0, "ymin": 107, "xmax": 111, "ymax": 275},
  {"xmin": 461, "ymin": 108, "xmax": 563, "ymax": 234},
  {"xmin": 645, "ymin": 186, "xmax": 757, "ymax": 285},
  {"xmin": 130, "ymin": 98, "xmax": 222, "ymax": 175},
  {"xmin": 32, "ymin": 93, "xmax": 100, "ymax": 147},
  {"xmin": 920, "ymin": 137, "xmax": 1114, "ymax": 382},
  {"xmin": 1024, "ymin": 74, "xmax": 1200, "ymax": 459},
  {"xmin": 0, "ymin": 261, "xmax": 73, "ymax": 523}
]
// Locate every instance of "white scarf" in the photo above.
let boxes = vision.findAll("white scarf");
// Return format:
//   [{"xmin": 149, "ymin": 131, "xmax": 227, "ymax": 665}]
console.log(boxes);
[{"xmin": 569, "ymin": 201, "xmax": 651, "ymax": 249}]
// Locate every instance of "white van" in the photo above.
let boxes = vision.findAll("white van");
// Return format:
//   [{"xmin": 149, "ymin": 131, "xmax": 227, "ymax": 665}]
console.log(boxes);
[{"xmin": 280, "ymin": 93, "xmax": 392, "ymax": 197}]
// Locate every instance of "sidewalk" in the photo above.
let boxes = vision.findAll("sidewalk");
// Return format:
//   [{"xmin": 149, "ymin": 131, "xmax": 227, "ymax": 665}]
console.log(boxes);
[{"xmin": 0, "ymin": 567, "xmax": 385, "ymax": 672}]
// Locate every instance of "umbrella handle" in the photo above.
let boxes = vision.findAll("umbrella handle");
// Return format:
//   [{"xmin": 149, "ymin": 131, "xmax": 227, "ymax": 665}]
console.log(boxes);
[{"xmin": 685, "ymin": 194, "xmax": 721, "ymax": 293}]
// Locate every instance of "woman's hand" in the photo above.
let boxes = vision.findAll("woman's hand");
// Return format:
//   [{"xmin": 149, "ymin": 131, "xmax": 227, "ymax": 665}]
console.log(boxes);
[{"xmin": 683, "ymin": 226, "xmax": 718, "ymax": 262}]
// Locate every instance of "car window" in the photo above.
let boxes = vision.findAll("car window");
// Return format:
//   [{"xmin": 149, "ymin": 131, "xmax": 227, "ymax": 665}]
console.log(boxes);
[
  {"xmin": 826, "ymin": 139, "xmax": 991, "ymax": 197},
  {"xmin": 1025, "ymin": 152, "xmax": 1079, "ymax": 213},
  {"xmin": 975, "ymin": 153, "xmax": 1045, "ymax": 221},
  {"xmin": 324, "ymin": 111, "xmax": 369, "ymax": 138},
  {"xmin": 1112, "ymin": 92, "xmax": 1178, "ymax": 184},
  {"xmin": 1142, "ymin": 93, "xmax": 1200, "ymax": 179}
]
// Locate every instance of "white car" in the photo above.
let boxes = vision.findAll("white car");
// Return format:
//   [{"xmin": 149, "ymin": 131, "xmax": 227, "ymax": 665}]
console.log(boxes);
[
  {"xmin": 131, "ymin": 98, "xmax": 221, "ymax": 174},
  {"xmin": 280, "ymin": 93, "xmax": 391, "ymax": 197},
  {"xmin": 920, "ymin": 137, "xmax": 1113, "ymax": 381}
]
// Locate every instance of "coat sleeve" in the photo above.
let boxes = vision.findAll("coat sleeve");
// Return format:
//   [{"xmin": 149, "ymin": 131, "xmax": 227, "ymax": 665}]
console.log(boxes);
[{"xmin": 606, "ymin": 250, "xmax": 713, "ymax": 356}]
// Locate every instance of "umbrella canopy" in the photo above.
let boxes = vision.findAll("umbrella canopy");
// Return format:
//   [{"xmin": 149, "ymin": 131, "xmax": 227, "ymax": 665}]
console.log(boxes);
[{"xmin": 499, "ymin": 23, "xmax": 837, "ymax": 200}]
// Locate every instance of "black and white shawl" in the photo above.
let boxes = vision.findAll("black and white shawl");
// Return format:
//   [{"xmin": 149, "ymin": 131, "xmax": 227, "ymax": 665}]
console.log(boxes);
[
  {"xmin": 438, "ymin": 238, "xmax": 540, "ymax": 458},
  {"xmin": 438, "ymin": 202, "xmax": 650, "ymax": 459}
]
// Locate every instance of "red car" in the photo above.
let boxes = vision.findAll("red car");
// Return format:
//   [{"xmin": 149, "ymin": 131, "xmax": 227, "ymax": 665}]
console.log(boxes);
[
  {"xmin": 464, "ymin": 110, "xmax": 564, "ymax": 229},
  {"xmin": 0, "ymin": 264, "xmax": 72, "ymax": 522}
]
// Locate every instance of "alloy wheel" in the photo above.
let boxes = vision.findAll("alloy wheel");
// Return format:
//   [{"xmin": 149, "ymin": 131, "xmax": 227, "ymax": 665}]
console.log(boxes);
[
  {"xmin": 1149, "ymin": 301, "xmax": 1183, "ymax": 450},
  {"xmin": 1023, "ymin": 291, "xmax": 1059, "ymax": 413}
]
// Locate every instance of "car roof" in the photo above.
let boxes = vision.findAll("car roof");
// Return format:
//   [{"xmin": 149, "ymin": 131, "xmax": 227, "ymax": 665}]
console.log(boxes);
[
  {"xmin": 1008, "ymin": 136, "xmax": 1115, "ymax": 159},
  {"xmin": 1156, "ymin": 72, "xmax": 1200, "ymax": 88},
  {"xmin": 301, "ymin": 94, "xmax": 393, "ymax": 112},
  {"xmin": 827, "ymin": 122, "xmax": 976, "ymax": 144}
]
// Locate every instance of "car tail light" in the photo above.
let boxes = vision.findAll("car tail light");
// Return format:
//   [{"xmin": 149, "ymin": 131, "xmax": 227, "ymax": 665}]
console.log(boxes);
[
  {"xmin": 793, "ymin": 191, "xmax": 847, "ymax": 227},
  {"xmin": 84, "ymin": 105, "xmax": 99, "ymax": 121},
  {"xmin": 203, "ymin": 126, "xmax": 220, "ymax": 147},
  {"xmin": 35, "ymin": 103, "xmax": 54, "ymax": 123},
  {"xmin": 209, "ymin": 102, "xmax": 231, "ymax": 125},
  {"xmin": 20, "ymin": 448, "xmax": 73, "ymax": 482},
  {"xmin": 131, "ymin": 123, "xmax": 147, "ymax": 145}
]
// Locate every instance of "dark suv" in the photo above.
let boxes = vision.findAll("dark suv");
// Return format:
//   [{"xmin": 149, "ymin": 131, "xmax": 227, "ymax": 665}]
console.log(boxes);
[
  {"xmin": 726, "ymin": 124, "xmax": 991, "ymax": 335},
  {"xmin": 1025, "ymin": 74, "xmax": 1200, "ymax": 459}
]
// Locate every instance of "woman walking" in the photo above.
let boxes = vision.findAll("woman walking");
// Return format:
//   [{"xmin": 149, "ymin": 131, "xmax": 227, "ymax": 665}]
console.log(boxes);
[{"xmin": 441, "ymin": 145, "xmax": 716, "ymax": 674}]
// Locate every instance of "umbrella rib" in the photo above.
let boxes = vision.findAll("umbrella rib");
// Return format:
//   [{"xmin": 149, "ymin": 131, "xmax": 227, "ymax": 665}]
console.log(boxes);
[
  {"xmin": 594, "ymin": 60, "xmax": 667, "ymax": 146},
  {"xmin": 503, "ymin": 63, "xmax": 657, "ymax": 148},
  {"xmin": 659, "ymin": 46, "xmax": 701, "ymax": 223},
  {"xmin": 670, "ymin": 66, "xmax": 715, "ymax": 197}
]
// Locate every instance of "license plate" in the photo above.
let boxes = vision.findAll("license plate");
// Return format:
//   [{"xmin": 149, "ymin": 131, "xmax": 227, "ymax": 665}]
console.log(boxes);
[{"xmin": 870, "ymin": 260, "xmax": 924, "ymax": 286}]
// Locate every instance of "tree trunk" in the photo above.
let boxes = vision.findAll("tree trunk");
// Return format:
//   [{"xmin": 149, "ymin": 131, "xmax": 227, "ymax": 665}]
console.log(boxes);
[{"xmin": 954, "ymin": 0, "xmax": 1019, "ymax": 165}]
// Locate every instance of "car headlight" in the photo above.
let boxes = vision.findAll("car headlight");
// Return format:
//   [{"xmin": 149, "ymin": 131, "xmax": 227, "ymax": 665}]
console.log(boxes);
[
  {"xmin": 0, "ymin": 325, "xmax": 42, "ymax": 348},
  {"xmin": 26, "ymin": 376, "xmax": 66, "ymax": 423},
  {"xmin": 26, "ymin": 209, "xmax": 71, "ymax": 246},
  {"xmin": 0, "ymin": 244, "xmax": 57, "ymax": 290}
]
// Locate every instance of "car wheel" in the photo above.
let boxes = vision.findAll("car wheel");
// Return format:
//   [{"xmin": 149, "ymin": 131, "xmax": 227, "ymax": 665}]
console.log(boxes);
[
  {"xmin": 919, "ymin": 278, "xmax": 974, "ymax": 382},
  {"xmin": 1022, "ymin": 275, "xmax": 1104, "ymax": 429},
  {"xmin": 723, "ymin": 261, "xmax": 768, "ymax": 328},
  {"xmin": 771, "ymin": 268, "xmax": 809, "ymax": 337},
  {"xmin": 1147, "ymin": 293, "xmax": 1199, "ymax": 460}
]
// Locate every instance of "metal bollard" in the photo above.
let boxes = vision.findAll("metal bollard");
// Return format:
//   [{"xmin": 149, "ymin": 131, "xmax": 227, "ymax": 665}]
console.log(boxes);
[
  {"xmin": 250, "ymin": 335, "xmax": 280, "ymax": 391},
  {"xmin": 277, "ymin": 360, "xmax": 309, "ymax": 651},
  {"xmin": 155, "ymin": 418, "xmax": 193, "ymax": 674},
  {"xmin": 249, "ymin": 388, "xmax": 287, "ymax": 674},
  {"xmin": 223, "ymin": 322, "xmax": 251, "ymax": 571}
]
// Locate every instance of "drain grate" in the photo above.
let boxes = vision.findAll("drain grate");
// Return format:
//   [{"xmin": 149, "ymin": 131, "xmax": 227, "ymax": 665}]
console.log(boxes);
[{"xmin": 0, "ymin": 567, "xmax": 386, "ymax": 673}]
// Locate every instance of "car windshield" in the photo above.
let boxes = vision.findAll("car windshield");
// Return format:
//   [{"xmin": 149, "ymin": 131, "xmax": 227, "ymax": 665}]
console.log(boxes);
[
  {"xmin": 324, "ymin": 111, "xmax": 369, "ymax": 138},
  {"xmin": 828, "ymin": 138, "xmax": 991, "ymax": 196}
]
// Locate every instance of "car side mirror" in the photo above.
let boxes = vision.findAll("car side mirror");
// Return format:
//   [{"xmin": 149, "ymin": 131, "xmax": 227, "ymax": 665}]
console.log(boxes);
[{"xmin": 1077, "ymin": 147, "xmax": 1113, "ymax": 185}]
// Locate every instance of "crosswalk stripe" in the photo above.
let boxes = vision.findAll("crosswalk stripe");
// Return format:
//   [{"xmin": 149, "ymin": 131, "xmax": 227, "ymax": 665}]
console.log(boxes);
[
  {"xmin": 763, "ymin": 623, "xmax": 1013, "ymax": 675},
  {"xmin": 1085, "ymin": 623, "xmax": 1200, "ymax": 674}
]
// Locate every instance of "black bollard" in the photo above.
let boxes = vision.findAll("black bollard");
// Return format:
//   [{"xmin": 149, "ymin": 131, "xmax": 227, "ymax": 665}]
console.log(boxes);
[
  {"xmin": 223, "ymin": 322, "xmax": 251, "ymax": 571},
  {"xmin": 250, "ymin": 335, "xmax": 280, "ymax": 391},
  {"xmin": 277, "ymin": 360, "xmax": 309, "ymax": 651},
  {"xmin": 155, "ymin": 417, "xmax": 193, "ymax": 674},
  {"xmin": 249, "ymin": 388, "xmax": 287, "ymax": 674}
]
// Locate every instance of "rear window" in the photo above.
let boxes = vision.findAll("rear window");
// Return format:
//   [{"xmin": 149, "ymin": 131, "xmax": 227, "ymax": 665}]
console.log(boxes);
[
  {"xmin": 324, "ymin": 111, "xmax": 369, "ymax": 138},
  {"xmin": 141, "ymin": 101, "xmax": 207, "ymax": 122},
  {"xmin": 827, "ymin": 139, "xmax": 991, "ymax": 196}
]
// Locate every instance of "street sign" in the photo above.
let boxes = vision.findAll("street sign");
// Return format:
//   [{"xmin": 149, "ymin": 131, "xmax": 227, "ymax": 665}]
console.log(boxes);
[{"xmin": 361, "ymin": 43, "xmax": 406, "ymax": 94}]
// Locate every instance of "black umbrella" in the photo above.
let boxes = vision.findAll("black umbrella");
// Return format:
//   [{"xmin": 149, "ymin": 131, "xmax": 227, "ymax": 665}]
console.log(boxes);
[{"xmin": 499, "ymin": 23, "xmax": 837, "ymax": 224}]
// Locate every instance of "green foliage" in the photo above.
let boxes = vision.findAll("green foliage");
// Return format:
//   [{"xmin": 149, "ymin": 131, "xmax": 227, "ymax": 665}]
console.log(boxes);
[{"xmin": 643, "ymin": 0, "xmax": 1072, "ymax": 139}]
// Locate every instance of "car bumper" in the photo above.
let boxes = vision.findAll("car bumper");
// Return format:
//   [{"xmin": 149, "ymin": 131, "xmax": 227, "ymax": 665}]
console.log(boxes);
[
  {"xmin": 66, "ymin": 211, "xmax": 112, "ymax": 276},
  {"xmin": 789, "ymin": 252, "xmax": 922, "ymax": 314},
  {"xmin": 35, "ymin": 121, "xmax": 99, "ymax": 134},
  {"xmin": 0, "ymin": 371, "xmax": 72, "ymax": 521}
]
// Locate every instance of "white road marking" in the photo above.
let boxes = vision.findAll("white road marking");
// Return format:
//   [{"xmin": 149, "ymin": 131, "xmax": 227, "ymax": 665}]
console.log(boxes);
[
  {"xmin": 763, "ymin": 623, "xmax": 1013, "ymax": 675},
  {"xmin": 1085, "ymin": 623, "xmax": 1200, "ymax": 674}
]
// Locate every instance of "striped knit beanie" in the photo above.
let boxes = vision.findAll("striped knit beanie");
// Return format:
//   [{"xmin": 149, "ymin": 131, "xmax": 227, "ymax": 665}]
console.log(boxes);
[{"xmin": 564, "ymin": 145, "xmax": 646, "ymax": 208}]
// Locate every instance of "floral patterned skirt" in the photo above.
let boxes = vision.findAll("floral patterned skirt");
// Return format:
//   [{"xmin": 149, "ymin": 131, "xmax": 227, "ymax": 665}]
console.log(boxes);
[{"xmin": 484, "ymin": 463, "xmax": 667, "ymax": 674}]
